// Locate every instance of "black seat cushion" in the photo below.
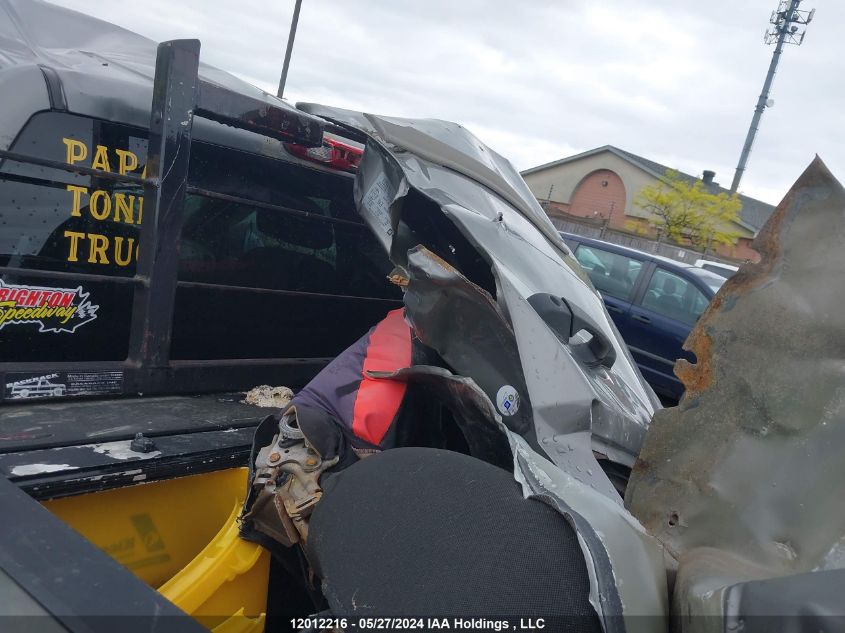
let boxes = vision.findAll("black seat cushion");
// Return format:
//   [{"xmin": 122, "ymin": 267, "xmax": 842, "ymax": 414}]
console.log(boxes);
[{"xmin": 306, "ymin": 447, "xmax": 601, "ymax": 631}]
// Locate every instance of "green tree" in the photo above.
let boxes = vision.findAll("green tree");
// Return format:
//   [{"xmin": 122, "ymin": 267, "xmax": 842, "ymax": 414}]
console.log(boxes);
[{"xmin": 634, "ymin": 170, "xmax": 743, "ymax": 252}]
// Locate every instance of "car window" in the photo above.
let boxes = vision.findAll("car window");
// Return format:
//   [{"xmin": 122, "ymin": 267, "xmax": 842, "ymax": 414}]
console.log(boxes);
[
  {"xmin": 574, "ymin": 244, "xmax": 642, "ymax": 300},
  {"xmin": 170, "ymin": 144, "xmax": 401, "ymax": 361},
  {"xmin": 641, "ymin": 267, "xmax": 710, "ymax": 325},
  {"xmin": 177, "ymin": 195, "xmax": 390, "ymax": 298},
  {"xmin": 0, "ymin": 112, "xmax": 148, "ymax": 362}
]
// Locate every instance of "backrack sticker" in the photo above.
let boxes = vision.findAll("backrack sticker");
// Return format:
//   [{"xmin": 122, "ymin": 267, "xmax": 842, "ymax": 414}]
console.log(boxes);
[
  {"xmin": 4, "ymin": 371, "xmax": 123, "ymax": 400},
  {"xmin": 0, "ymin": 280, "xmax": 99, "ymax": 333}
]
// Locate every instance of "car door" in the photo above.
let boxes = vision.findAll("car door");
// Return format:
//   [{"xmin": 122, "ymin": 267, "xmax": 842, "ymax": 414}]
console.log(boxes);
[
  {"xmin": 624, "ymin": 265, "xmax": 712, "ymax": 399},
  {"xmin": 571, "ymin": 243, "xmax": 645, "ymax": 338}
]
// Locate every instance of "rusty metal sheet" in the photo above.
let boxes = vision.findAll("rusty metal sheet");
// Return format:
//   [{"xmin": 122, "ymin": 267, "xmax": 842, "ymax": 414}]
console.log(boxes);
[{"xmin": 625, "ymin": 158, "xmax": 845, "ymax": 626}]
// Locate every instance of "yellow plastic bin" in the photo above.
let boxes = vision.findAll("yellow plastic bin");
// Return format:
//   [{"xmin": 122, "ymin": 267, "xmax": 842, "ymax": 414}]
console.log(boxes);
[{"xmin": 44, "ymin": 468, "xmax": 269, "ymax": 632}]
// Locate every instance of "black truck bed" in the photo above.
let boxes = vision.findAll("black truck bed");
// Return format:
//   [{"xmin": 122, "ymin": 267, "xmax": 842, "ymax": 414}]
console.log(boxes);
[{"xmin": 0, "ymin": 394, "xmax": 272, "ymax": 498}]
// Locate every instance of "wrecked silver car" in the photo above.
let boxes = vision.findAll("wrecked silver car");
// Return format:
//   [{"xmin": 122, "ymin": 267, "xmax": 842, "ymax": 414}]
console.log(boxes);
[{"xmin": 240, "ymin": 105, "xmax": 670, "ymax": 632}]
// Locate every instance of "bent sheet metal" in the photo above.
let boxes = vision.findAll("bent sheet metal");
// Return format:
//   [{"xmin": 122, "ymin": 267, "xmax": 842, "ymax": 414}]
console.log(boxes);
[
  {"xmin": 626, "ymin": 158, "xmax": 845, "ymax": 631},
  {"xmin": 297, "ymin": 104, "xmax": 667, "ymax": 630}
]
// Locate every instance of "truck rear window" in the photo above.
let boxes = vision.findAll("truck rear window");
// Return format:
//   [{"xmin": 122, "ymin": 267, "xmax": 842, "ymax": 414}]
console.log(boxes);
[{"xmin": 0, "ymin": 111, "xmax": 399, "ymax": 367}]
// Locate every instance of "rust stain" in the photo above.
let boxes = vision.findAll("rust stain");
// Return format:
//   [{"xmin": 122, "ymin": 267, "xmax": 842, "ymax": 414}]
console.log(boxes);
[
  {"xmin": 674, "ymin": 331, "xmax": 713, "ymax": 396},
  {"xmin": 675, "ymin": 206, "xmax": 783, "ymax": 396},
  {"xmin": 388, "ymin": 273, "xmax": 409, "ymax": 287},
  {"xmin": 415, "ymin": 245, "xmax": 459, "ymax": 274}
]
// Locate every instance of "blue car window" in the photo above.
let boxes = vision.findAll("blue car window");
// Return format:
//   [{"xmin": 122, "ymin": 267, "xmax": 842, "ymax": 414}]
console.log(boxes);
[
  {"xmin": 641, "ymin": 268, "xmax": 709, "ymax": 325},
  {"xmin": 574, "ymin": 245, "xmax": 641, "ymax": 300}
]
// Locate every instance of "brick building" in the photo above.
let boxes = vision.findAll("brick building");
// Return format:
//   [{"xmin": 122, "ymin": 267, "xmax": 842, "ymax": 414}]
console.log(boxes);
[{"xmin": 521, "ymin": 146, "xmax": 775, "ymax": 261}]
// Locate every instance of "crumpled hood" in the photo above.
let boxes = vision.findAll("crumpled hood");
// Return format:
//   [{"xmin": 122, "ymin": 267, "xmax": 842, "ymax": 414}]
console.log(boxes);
[
  {"xmin": 296, "ymin": 104, "xmax": 669, "ymax": 629},
  {"xmin": 298, "ymin": 103, "xmax": 659, "ymax": 480},
  {"xmin": 297, "ymin": 104, "xmax": 566, "ymax": 251}
]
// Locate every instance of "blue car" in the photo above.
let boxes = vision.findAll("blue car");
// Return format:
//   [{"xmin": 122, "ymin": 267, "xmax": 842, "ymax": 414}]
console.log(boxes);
[{"xmin": 561, "ymin": 233, "xmax": 727, "ymax": 400}]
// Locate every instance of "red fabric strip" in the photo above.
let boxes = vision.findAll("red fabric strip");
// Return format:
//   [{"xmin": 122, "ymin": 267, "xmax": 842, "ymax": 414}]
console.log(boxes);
[{"xmin": 351, "ymin": 309, "xmax": 412, "ymax": 445}]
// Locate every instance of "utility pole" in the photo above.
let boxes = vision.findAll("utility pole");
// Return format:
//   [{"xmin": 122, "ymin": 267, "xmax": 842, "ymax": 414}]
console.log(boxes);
[
  {"xmin": 729, "ymin": 0, "xmax": 814, "ymax": 194},
  {"xmin": 277, "ymin": 0, "xmax": 303, "ymax": 99}
]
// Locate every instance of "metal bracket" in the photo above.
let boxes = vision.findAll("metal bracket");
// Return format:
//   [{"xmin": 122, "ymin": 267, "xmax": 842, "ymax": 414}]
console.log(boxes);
[{"xmin": 244, "ymin": 427, "xmax": 338, "ymax": 548}]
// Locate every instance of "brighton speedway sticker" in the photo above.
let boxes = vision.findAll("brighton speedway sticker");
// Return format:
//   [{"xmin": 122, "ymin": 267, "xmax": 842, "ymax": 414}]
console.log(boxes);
[{"xmin": 0, "ymin": 280, "xmax": 99, "ymax": 333}]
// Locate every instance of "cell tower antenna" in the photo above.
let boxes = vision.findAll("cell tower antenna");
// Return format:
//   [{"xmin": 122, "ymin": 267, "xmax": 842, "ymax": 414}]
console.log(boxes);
[{"xmin": 729, "ymin": 0, "xmax": 814, "ymax": 194}]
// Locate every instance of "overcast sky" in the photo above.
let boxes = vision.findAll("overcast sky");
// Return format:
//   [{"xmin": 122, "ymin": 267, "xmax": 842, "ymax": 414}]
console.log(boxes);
[{"xmin": 52, "ymin": 0, "xmax": 844, "ymax": 205}]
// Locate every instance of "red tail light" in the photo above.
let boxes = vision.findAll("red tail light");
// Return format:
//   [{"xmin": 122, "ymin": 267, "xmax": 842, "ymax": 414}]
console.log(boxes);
[{"xmin": 285, "ymin": 136, "xmax": 363, "ymax": 172}]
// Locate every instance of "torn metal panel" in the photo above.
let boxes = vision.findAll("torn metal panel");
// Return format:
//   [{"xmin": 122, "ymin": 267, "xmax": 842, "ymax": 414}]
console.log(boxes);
[
  {"xmin": 433, "ymin": 195, "xmax": 654, "ymax": 463},
  {"xmin": 298, "ymin": 103, "xmax": 566, "ymax": 251},
  {"xmin": 310, "ymin": 104, "xmax": 658, "ymax": 467},
  {"xmin": 354, "ymin": 141, "xmax": 410, "ymax": 258},
  {"xmin": 495, "ymin": 266, "xmax": 634, "ymax": 499},
  {"xmin": 403, "ymin": 246, "xmax": 533, "ymax": 435},
  {"xmin": 625, "ymin": 158, "xmax": 845, "ymax": 626},
  {"xmin": 509, "ymin": 431, "xmax": 668, "ymax": 633},
  {"xmin": 297, "ymin": 103, "xmax": 669, "ymax": 626}
]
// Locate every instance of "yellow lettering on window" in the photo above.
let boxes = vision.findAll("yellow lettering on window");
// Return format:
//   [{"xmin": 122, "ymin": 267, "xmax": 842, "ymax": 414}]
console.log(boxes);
[
  {"xmin": 89, "ymin": 190, "xmax": 111, "ymax": 221},
  {"xmin": 64, "ymin": 230, "xmax": 85, "ymax": 262},
  {"xmin": 113, "ymin": 193, "xmax": 135, "ymax": 224},
  {"xmin": 114, "ymin": 237, "xmax": 135, "ymax": 266},
  {"xmin": 115, "ymin": 149, "xmax": 139, "ymax": 176},
  {"xmin": 62, "ymin": 138, "xmax": 88, "ymax": 165},
  {"xmin": 66, "ymin": 185, "xmax": 88, "ymax": 217},
  {"xmin": 91, "ymin": 145, "xmax": 112, "ymax": 172},
  {"xmin": 87, "ymin": 234, "xmax": 110, "ymax": 264}
]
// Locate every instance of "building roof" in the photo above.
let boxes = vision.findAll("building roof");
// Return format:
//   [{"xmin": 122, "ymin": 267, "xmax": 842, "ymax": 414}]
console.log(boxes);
[{"xmin": 521, "ymin": 145, "xmax": 776, "ymax": 232}]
